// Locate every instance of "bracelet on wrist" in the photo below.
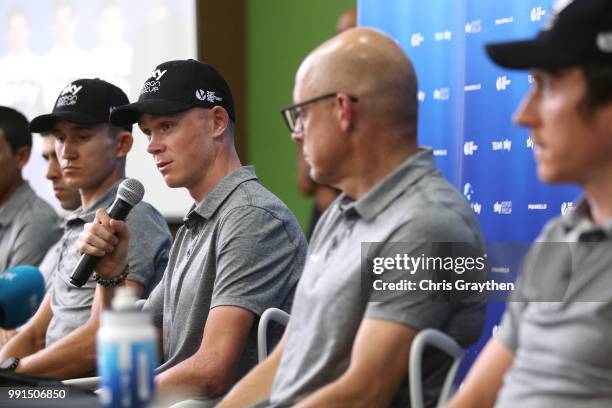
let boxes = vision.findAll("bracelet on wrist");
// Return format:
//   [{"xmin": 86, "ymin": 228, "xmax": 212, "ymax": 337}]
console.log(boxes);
[{"xmin": 93, "ymin": 265, "xmax": 129, "ymax": 287}]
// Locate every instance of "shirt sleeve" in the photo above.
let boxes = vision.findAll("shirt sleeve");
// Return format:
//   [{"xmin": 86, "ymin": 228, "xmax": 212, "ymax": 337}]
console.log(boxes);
[
  {"xmin": 10, "ymin": 216, "xmax": 62, "ymax": 268},
  {"xmin": 124, "ymin": 203, "xmax": 172, "ymax": 295},
  {"xmin": 210, "ymin": 205, "xmax": 306, "ymax": 316},
  {"xmin": 143, "ymin": 279, "xmax": 164, "ymax": 329},
  {"xmin": 364, "ymin": 208, "xmax": 485, "ymax": 331}
]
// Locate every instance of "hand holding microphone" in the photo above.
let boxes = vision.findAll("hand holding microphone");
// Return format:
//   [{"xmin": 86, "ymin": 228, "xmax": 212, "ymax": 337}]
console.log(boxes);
[{"xmin": 71, "ymin": 179, "xmax": 143, "ymax": 287}]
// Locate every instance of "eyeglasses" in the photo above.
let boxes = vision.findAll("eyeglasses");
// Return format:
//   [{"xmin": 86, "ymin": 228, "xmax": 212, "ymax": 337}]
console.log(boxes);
[{"xmin": 281, "ymin": 92, "xmax": 359, "ymax": 134}]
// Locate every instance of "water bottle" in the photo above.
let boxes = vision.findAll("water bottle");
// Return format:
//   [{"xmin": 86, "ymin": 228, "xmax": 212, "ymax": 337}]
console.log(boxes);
[{"xmin": 98, "ymin": 286, "xmax": 158, "ymax": 407}]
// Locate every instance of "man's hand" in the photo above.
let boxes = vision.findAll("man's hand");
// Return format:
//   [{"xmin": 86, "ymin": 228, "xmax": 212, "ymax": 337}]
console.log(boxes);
[{"xmin": 77, "ymin": 208, "xmax": 130, "ymax": 278}]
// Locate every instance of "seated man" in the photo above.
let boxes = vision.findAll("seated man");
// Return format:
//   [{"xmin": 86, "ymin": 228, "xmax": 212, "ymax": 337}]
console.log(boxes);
[
  {"xmin": 0, "ymin": 131, "xmax": 81, "ymax": 349},
  {"xmin": 448, "ymin": 1, "xmax": 612, "ymax": 407},
  {"xmin": 77, "ymin": 59, "xmax": 307, "ymax": 401},
  {"xmin": 218, "ymin": 28, "xmax": 486, "ymax": 408},
  {"xmin": 0, "ymin": 106, "xmax": 62, "ymax": 271},
  {"xmin": 0, "ymin": 79, "xmax": 172, "ymax": 378}
]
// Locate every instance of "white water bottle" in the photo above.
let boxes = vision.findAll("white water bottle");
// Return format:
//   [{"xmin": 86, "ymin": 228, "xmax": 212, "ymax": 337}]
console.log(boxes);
[{"xmin": 98, "ymin": 287, "xmax": 158, "ymax": 408}]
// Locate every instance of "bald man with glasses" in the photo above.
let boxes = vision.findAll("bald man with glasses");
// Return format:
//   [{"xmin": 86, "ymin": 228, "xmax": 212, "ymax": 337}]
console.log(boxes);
[{"xmin": 219, "ymin": 28, "xmax": 486, "ymax": 408}]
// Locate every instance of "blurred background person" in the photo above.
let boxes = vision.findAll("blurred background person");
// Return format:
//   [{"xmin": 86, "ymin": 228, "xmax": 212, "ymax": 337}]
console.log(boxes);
[
  {"xmin": 42, "ymin": 0, "xmax": 89, "ymax": 109},
  {"xmin": 89, "ymin": 0, "xmax": 132, "ymax": 95},
  {"xmin": 0, "ymin": 7, "xmax": 44, "ymax": 120}
]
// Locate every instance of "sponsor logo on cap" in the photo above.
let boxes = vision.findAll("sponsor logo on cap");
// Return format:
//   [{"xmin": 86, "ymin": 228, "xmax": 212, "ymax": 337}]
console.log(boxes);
[
  {"xmin": 150, "ymin": 69, "xmax": 167, "ymax": 81},
  {"xmin": 56, "ymin": 83, "xmax": 83, "ymax": 107},
  {"xmin": 196, "ymin": 89, "xmax": 223, "ymax": 103},
  {"xmin": 596, "ymin": 32, "xmax": 612, "ymax": 53}
]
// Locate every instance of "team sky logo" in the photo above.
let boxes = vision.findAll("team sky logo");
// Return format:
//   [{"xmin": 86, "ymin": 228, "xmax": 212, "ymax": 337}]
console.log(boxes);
[
  {"xmin": 410, "ymin": 33, "xmax": 424, "ymax": 47},
  {"xmin": 493, "ymin": 201, "xmax": 512, "ymax": 215},
  {"xmin": 195, "ymin": 89, "xmax": 223, "ymax": 103},
  {"xmin": 141, "ymin": 68, "xmax": 167, "ymax": 95},
  {"xmin": 417, "ymin": 90, "xmax": 425, "ymax": 102},
  {"xmin": 434, "ymin": 30, "xmax": 452, "ymax": 42},
  {"xmin": 492, "ymin": 139, "xmax": 512, "ymax": 152},
  {"xmin": 530, "ymin": 6, "xmax": 546, "ymax": 22},
  {"xmin": 55, "ymin": 83, "xmax": 83, "ymax": 107},
  {"xmin": 526, "ymin": 137, "xmax": 534, "ymax": 149},
  {"xmin": 464, "ymin": 141, "xmax": 478, "ymax": 156},
  {"xmin": 150, "ymin": 69, "xmax": 167, "ymax": 81}
]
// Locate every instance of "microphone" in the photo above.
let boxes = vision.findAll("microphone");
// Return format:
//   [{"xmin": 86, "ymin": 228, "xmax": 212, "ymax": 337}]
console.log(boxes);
[
  {"xmin": 0, "ymin": 266, "xmax": 45, "ymax": 329},
  {"xmin": 70, "ymin": 178, "xmax": 145, "ymax": 288}
]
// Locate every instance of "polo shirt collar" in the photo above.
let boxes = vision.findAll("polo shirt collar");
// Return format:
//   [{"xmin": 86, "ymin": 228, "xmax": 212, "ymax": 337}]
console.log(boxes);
[
  {"xmin": 562, "ymin": 198, "xmax": 612, "ymax": 240},
  {"xmin": 185, "ymin": 166, "xmax": 258, "ymax": 224},
  {"xmin": 64, "ymin": 178, "xmax": 124, "ymax": 226},
  {"xmin": 338, "ymin": 148, "xmax": 437, "ymax": 222},
  {"xmin": 0, "ymin": 181, "xmax": 33, "ymax": 228}
]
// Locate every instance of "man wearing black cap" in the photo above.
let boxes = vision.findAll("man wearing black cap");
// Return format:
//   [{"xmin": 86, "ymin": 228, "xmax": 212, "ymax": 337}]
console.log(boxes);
[
  {"xmin": 448, "ymin": 1, "xmax": 612, "ymax": 407},
  {"xmin": 0, "ymin": 79, "xmax": 172, "ymax": 379},
  {"xmin": 78, "ymin": 59, "xmax": 307, "ymax": 401}
]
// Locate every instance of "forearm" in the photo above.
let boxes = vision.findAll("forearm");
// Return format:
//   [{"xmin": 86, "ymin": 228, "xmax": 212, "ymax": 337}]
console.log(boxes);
[
  {"xmin": 294, "ymin": 374, "xmax": 383, "ymax": 408},
  {"xmin": 0, "ymin": 328, "xmax": 43, "ymax": 360},
  {"xmin": 16, "ymin": 319, "xmax": 98, "ymax": 379},
  {"xmin": 155, "ymin": 354, "xmax": 233, "ymax": 399},
  {"xmin": 218, "ymin": 348, "xmax": 283, "ymax": 408},
  {"xmin": 0, "ymin": 329, "xmax": 17, "ymax": 350},
  {"xmin": 446, "ymin": 338, "xmax": 515, "ymax": 408}
]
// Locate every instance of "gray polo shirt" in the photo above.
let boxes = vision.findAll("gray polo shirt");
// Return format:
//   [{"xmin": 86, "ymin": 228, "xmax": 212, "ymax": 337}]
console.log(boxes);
[
  {"xmin": 495, "ymin": 200, "xmax": 612, "ymax": 408},
  {"xmin": 45, "ymin": 179, "xmax": 172, "ymax": 347},
  {"xmin": 0, "ymin": 181, "xmax": 62, "ymax": 270},
  {"xmin": 267, "ymin": 149, "xmax": 486, "ymax": 408},
  {"xmin": 143, "ymin": 166, "xmax": 307, "ymax": 380}
]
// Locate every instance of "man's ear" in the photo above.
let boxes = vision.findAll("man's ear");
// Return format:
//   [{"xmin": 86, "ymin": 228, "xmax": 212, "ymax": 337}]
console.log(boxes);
[
  {"xmin": 336, "ymin": 93, "xmax": 354, "ymax": 133},
  {"xmin": 211, "ymin": 106, "xmax": 230, "ymax": 138},
  {"xmin": 14, "ymin": 145, "xmax": 31, "ymax": 170},
  {"xmin": 115, "ymin": 130, "xmax": 133, "ymax": 159}
]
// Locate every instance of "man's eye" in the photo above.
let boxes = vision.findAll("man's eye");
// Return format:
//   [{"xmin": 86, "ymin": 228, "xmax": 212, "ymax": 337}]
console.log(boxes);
[{"xmin": 161, "ymin": 123, "xmax": 174, "ymax": 131}]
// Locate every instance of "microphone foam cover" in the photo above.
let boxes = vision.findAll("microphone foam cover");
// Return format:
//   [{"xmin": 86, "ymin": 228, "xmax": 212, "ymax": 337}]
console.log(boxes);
[{"xmin": 117, "ymin": 178, "xmax": 145, "ymax": 207}]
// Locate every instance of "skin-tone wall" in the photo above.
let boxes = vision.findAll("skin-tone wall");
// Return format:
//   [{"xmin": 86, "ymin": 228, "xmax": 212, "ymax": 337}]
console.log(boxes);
[{"xmin": 246, "ymin": 0, "xmax": 355, "ymax": 230}]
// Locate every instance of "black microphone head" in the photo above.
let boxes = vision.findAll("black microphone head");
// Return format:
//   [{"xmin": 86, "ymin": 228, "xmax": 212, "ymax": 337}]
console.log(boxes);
[{"xmin": 118, "ymin": 178, "xmax": 145, "ymax": 206}]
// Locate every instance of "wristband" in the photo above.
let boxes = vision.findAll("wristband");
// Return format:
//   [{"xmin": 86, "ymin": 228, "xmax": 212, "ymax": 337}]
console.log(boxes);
[{"xmin": 93, "ymin": 265, "xmax": 129, "ymax": 287}]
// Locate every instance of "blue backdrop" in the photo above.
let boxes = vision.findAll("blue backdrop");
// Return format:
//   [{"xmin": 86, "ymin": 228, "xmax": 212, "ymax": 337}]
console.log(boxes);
[{"xmin": 358, "ymin": 0, "xmax": 581, "ymax": 381}]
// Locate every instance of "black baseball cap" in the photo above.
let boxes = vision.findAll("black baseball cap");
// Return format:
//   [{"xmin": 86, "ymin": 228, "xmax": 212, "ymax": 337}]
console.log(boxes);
[
  {"xmin": 30, "ymin": 78, "xmax": 130, "ymax": 133},
  {"xmin": 110, "ymin": 59, "xmax": 235, "ymax": 126},
  {"xmin": 486, "ymin": 0, "xmax": 612, "ymax": 70}
]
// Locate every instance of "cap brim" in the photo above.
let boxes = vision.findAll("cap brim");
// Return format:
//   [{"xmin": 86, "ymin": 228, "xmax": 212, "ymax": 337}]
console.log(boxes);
[
  {"xmin": 485, "ymin": 37, "xmax": 573, "ymax": 70},
  {"xmin": 29, "ymin": 111, "xmax": 104, "ymax": 133},
  {"xmin": 110, "ymin": 99, "xmax": 194, "ymax": 126}
]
